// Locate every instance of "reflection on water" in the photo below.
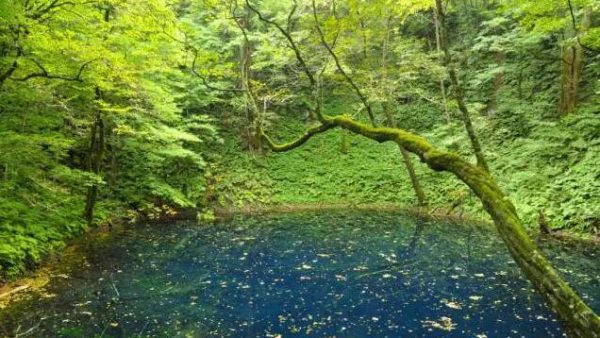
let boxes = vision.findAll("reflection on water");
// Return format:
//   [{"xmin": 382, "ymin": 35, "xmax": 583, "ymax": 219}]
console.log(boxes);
[{"xmin": 1, "ymin": 212, "xmax": 598, "ymax": 337}]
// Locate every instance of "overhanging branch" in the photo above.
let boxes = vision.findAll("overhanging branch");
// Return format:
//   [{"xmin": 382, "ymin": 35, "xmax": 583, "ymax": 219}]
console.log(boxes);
[{"xmin": 261, "ymin": 121, "xmax": 336, "ymax": 152}]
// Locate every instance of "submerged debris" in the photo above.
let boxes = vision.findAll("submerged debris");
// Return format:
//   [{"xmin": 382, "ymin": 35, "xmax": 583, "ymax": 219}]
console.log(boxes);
[{"xmin": 421, "ymin": 316, "xmax": 457, "ymax": 331}]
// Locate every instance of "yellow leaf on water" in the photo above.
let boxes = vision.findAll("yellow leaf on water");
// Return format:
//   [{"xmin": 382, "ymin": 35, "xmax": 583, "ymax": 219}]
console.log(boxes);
[{"xmin": 441, "ymin": 299, "xmax": 463, "ymax": 309}]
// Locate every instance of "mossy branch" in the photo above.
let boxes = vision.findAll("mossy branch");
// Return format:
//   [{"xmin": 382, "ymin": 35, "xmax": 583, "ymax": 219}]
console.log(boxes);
[
  {"xmin": 248, "ymin": 2, "xmax": 598, "ymax": 333},
  {"xmin": 261, "ymin": 121, "xmax": 336, "ymax": 152}
]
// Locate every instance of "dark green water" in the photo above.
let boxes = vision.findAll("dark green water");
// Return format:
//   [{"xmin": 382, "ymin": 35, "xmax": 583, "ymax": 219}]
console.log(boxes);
[{"xmin": 1, "ymin": 212, "xmax": 599, "ymax": 337}]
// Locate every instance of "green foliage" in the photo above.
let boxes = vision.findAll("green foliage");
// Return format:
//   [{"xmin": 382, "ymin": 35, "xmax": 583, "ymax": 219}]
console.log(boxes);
[
  {"xmin": 0, "ymin": 1, "xmax": 217, "ymax": 279},
  {"xmin": 207, "ymin": 0, "xmax": 599, "ymax": 236},
  {"xmin": 216, "ymin": 107, "xmax": 600, "ymax": 234},
  {"xmin": 215, "ymin": 114, "xmax": 446, "ymax": 208}
]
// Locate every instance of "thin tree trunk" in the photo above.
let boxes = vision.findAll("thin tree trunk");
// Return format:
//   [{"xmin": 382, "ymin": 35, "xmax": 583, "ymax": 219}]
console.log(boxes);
[
  {"xmin": 487, "ymin": 50, "xmax": 504, "ymax": 116},
  {"xmin": 560, "ymin": 44, "xmax": 578, "ymax": 115},
  {"xmin": 383, "ymin": 103, "xmax": 427, "ymax": 206},
  {"xmin": 359, "ymin": 16, "xmax": 368, "ymax": 59},
  {"xmin": 433, "ymin": 8, "xmax": 450, "ymax": 123},
  {"xmin": 485, "ymin": 0, "xmax": 506, "ymax": 116},
  {"xmin": 435, "ymin": 0, "xmax": 490, "ymax": 172},
  {"xmin": 560, "ymin": 4, "xmax": 591, "ymax": 116},
  {"xmin": 517, "ymin": 69, "xmax": 523, "ymax": 100},
  {"xmin": 239, "ymin": 4, "xmax": 261, "ymax": 152},
  {"xmin": 1, "ymin": 163, "xmax": 7, "ymax": 181},
  {"xmin": 83, "ymin": 7, "xmax": 111, "ymax": 226},
  {"xmin": 381, "ymin": 16, "xmax": 426, "ymax": 206},
  {"xmin": 339, "ymin": 129, "xmax": 349, "ymax": 154},
  {"xmin": 83, "ymin": 88, "xmax": 105, "ymax": 226},
  {"xmin": 107, "ymin": 132, "xmax": 118, "ymax": 187}
]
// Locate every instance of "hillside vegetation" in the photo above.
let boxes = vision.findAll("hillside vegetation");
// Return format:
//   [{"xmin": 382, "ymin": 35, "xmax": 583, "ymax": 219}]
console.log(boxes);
[{"xmin": 214, "ymin": 104, "xmax": 600, "ymax": 232}]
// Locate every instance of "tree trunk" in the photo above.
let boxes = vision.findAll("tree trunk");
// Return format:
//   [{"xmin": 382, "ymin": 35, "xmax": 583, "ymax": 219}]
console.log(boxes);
[
  {"xmin": 487, "ymin": 50, "xmax": 504, "ymax": 116},
  {"xmin": 381, "ymin": 16, "xmax": 427, "ymax": 206},
  {"xmin": 435, "ymin": 0, "xmax": 490, "ymax": 172},
  {"xmin": 359, "ymin": 17, "xmax": 368, "ymax": 60},
  {"xmin": 106, "ymin": 132, "xmax": 118, "ymax": 187},
  {"xmin": 0, "ymin": 163, "xmax": 7, "ymax": 181},
  {"xmin": 559, "ymin": 5, "xmax": 591, "ymax": 116},
  {"xmin": 433, "ymin": 8, "xmax": 450, "ymax": 123},
  {"xmin": 383, "ymin": 103, "xmax": 427, "ymax": 206},
  {"xmin": 83, "ymin": 88, "xmax": 105, "ymax": 226},
  {"xmin": 83, "ymin": 6, "xmax": 111, "ymax": 226},
  {"xmin": 240, "ymin": 5, "xmax": 261, "ymax": 152},
  {"xmin": 560, "ymin": 44, "xmax": 579, "ymax": 115}
]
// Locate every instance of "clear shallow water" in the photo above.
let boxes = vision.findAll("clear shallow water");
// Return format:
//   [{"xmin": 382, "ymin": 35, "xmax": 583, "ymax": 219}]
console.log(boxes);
[{"xmin": 1, "ymin": 212, "xmax": 599, "ymax": 337}]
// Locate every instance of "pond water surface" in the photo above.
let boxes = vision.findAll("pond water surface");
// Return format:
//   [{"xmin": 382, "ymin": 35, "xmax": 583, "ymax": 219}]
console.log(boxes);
[{"xmin": 1, "ymin": 212, "xmax": 599, "ymax": 337}]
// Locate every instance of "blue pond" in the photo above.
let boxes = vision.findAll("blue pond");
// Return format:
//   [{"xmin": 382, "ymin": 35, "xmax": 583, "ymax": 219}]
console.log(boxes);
[{"xmin": 1, "ymin": 212, "xmax": 599, "ymax": 337}]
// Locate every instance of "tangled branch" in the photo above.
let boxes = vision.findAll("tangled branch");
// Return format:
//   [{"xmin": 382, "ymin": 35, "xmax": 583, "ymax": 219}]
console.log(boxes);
[{"xmin": 11, "ymin": 58, "xmax": 94, "ymax": 82}]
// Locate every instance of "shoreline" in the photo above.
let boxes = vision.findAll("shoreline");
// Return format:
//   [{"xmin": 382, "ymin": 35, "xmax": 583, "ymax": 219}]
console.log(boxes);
[
  {"xmin": 1, "ymin": 203, "xmax": 597, "ymax": 307},
  {"xmin": 214, "ymin": 202, "xmax": 599, "ymax": 246},
  {"xmin": 213, "ymin": 202, "xmax": 492, "ymax": 225}
]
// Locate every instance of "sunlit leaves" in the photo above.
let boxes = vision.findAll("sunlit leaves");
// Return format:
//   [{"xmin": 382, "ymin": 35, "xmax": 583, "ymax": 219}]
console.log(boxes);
[
  {"xmin": 0, "ymin": 0, "xmax": 221, "ymax": 277},
  {"xmin": 505, "ymin": 0, "xmax": 597, "ymax": 33}
]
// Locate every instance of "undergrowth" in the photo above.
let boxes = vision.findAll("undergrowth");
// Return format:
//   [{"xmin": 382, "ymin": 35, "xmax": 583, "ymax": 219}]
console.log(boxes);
[{"xmin": 213, "ymin": 105, "xmax": 600, "ymax": 234}]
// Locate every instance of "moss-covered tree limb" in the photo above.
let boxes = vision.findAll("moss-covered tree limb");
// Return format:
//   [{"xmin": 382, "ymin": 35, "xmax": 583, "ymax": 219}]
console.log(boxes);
[
  {"xmin": 261, "ymin": 114, "xmax": 600, "ymax": 337},
  {"xmin": 260, "ymin": 122, "xmax": 335, "ymax": 152}
]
